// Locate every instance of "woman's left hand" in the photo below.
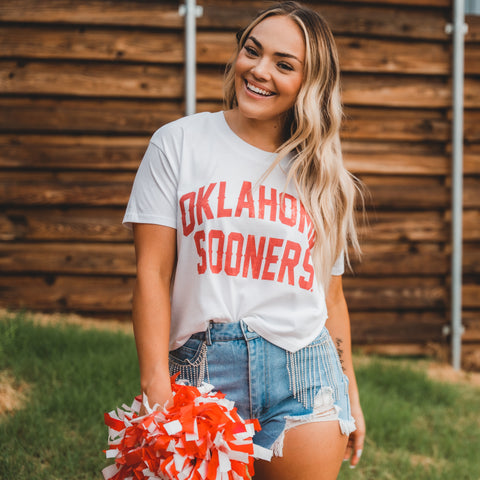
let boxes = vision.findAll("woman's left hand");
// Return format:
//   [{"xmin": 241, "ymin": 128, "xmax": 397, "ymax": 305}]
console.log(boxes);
[{"xmin": 344, "ymin": 401, "xmax": 366, "ymax": 468}]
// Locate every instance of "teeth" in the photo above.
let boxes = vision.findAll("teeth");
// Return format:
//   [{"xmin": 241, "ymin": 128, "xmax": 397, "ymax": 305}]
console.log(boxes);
[{"xmin": 246, "ymin": 82, "xmax": 274, "ymax": 96}]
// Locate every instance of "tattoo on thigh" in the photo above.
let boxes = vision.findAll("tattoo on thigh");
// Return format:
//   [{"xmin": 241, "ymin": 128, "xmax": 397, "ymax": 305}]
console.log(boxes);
[{"xmin": 335, "ymin": 337, "xmax": 346, "ymax": 372}]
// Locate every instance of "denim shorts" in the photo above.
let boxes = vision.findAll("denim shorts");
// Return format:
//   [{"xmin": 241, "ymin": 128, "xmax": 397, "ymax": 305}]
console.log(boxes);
[{"xmin": 168, "ymin": 321, "xmax": 356, "ymax": 456}]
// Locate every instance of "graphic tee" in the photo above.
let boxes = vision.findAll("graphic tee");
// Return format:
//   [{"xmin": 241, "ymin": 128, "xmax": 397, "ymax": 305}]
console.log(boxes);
[{"xmin": 123, "ymin": 112, "xmax": 344, "ymax": 352}]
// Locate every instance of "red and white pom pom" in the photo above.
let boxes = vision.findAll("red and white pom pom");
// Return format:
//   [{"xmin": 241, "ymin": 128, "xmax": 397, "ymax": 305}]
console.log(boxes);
[{"xmin": 102, "ymin": 375, "xmax": 272, "ymax": 480}]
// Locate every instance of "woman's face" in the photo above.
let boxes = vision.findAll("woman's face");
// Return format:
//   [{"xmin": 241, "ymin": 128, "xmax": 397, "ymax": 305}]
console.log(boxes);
[{"xmin": 234, "ymin": 15, "xmax": 305, "ymax": 124}]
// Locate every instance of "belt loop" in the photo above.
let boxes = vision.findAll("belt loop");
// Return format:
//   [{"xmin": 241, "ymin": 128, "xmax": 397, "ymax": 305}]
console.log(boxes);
[{"xmin": 205, "ymin": 320, "xmax": 213, "ymax": 346}]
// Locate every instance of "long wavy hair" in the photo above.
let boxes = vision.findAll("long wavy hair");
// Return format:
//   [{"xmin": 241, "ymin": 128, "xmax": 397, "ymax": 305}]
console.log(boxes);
[{"xmin": 224, "ymin": 1, "xmax": 362, "ymax": 289}]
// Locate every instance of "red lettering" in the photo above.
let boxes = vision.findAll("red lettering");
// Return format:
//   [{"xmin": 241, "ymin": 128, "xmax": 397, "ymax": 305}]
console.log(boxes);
[
  {"xmin": 208, "ymin": 229, "xmax": 225, "ymax": 274},
  {"xmin": 217, "ymin": 181, "xmax": 233, "ymax": 218},
  {"xmin": 224, "ymin": 232, "xmax": 244, "ymax": 276},
  {"xmin": 196, "ymin": 183, "xmax": 216, "ymax": 225},
  {"xmin": 258, "ymin": 186, "xmax": 277, "ymax": 221},
  {"xmin": 279, "ymin": 193, "xmax": 297, "ymax": 227},
  {"xmin": 277, "ymin": 241, "xmax": 302, "ymax": 285},
  {"xmin": 261, "ymin": 237, "xmax": 284, "ymax": 281},
  {"xmin": 179, "ymin": 191, "xmax": 196, "ymax": 236},
  {"xmin": 194, "ymin": 230, "xmax": 207, "ymax": 274},
  {"xmin": 242, "ymin": 235, "xmax": 266, "ymax": 279},
  {"xmin": 235, "ymin": 181, "xmax": 255, "ymax": 218},
  {"xmin": 299, "ymin": 248, "xmax": 315, "ymax": 290}
]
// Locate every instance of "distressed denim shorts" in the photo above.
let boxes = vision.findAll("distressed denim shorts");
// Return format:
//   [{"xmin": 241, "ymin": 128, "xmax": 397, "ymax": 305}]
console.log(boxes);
[{"xmin": 168, "ymin": 321, "xmax": 356, "ymax": 456}]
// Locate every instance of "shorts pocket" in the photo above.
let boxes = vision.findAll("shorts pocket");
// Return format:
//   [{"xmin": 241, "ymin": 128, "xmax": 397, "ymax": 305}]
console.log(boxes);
[{"xmin": 168, "ymin": 336, "xmax": 209, "ymax": 386}]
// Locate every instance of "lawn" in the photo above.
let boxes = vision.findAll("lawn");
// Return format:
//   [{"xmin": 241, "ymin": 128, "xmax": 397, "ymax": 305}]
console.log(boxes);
[{"xmin": 1, "ymin": 311, "xmax": 479, "ymax": 479}]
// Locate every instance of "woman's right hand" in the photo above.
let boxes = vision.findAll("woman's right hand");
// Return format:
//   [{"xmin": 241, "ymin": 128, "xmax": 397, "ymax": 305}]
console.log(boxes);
[{"xmin": 140, "ymin": 377, "xmax": 173, "ymax": 415}]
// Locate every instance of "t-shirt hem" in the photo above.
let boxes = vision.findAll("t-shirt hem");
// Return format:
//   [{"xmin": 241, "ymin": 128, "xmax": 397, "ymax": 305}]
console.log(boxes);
[{"xmin": 242, "ymin": 314, "xmax": 328, "ymax": 353}]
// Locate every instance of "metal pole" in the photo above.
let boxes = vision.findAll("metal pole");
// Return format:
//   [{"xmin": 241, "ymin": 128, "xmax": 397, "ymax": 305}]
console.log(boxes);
[
  {"xmin": 450, "ymin": 0, "xmax": 466, "ymax": 370},
  {"xmin": 180, "ymin": 0, "xmax": 203, "ymax": 116}
]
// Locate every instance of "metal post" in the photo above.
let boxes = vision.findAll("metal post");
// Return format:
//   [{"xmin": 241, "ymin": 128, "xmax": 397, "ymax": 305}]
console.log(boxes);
[
  {"xmin": 449, "ymin": 0, "xmax": 467, "ymax": 370},
  {"xmin": 179, "ymin": 0, "xmax": 203, "ymax": 116}
]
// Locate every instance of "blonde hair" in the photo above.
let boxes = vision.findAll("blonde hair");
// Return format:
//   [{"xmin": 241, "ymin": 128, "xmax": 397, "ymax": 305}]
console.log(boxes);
[{"xmin": 224, "ymin": 1, "xmax": 362, "ymax": 289}]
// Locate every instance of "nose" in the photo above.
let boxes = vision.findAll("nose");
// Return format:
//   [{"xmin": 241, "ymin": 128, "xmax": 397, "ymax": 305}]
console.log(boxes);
[{"xmin": 250, "ymin": 57, "xmax": 271, "ymax": 81}]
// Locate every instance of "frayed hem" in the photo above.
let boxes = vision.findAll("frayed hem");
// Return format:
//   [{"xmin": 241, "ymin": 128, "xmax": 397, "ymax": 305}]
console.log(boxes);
[
  {"xmin": 339, "ymin": 418, "xmax": 357, "ymax": 436},
  {"xmin": 270, "ymin": 387, "xmax": 345, "ymax": 457}
]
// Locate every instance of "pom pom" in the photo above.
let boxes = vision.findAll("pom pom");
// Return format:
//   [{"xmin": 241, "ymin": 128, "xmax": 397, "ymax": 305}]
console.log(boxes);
[{"xmin": 102, "ymin": 374, "xmax": 271, "ymax": 480}]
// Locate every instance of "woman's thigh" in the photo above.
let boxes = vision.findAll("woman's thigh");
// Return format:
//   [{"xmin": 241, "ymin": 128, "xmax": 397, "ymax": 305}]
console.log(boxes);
[{"xmin": 254, "ymin": 420, "xmax": 348, "ymax": 480}]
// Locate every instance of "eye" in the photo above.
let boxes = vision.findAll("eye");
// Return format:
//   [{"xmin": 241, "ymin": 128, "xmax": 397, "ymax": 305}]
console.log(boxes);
[
  {"xmin": 244, "ymin": 45, "xmax": 258, "ymax": 57},
  {"xmin": 278, "ymin": 62, "xmax": 294, "ymax": 72}
]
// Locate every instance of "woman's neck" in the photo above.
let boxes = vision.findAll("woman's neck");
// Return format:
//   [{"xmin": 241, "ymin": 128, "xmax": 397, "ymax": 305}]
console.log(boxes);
[{"xmin": 223, "ymin": 109, "xmax": 285, "ymax": 153}]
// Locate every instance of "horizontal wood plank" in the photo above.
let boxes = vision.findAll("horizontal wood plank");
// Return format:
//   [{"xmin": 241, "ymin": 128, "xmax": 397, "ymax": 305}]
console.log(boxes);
[
  {"xmin": 350, "ymin": 311, "xmax": 446, "ymax": 344},
  {"xmin": 343, "ymin": 276, "xmax": 446, "ymax": 310},
  {"xmin": 0, "ymin": 171, "xmax": 135, "ymax": 206},
  {"xmin": 349, "ymin": 242, "xmax": 447, "ymax": 275},
  {"xmin": 465, "ymin": 42, "xmax": 480, "ymax": 75},
  {"xmin": 463, "ymin": 284, "xmax": 480, "ymax": 308},
  {"xmin": 343, "ymin": 107, "xmax": 449, "ymax": 142},
  {"xmin": 463, "ymin": 310, "xmax": 480, "ymax": 342},
  {"xmin": 0, "ymin": 0, "xmax": 183, "ymax": 28},
  {"xmin": 0, "ymin": 99, "xmax": 450, "ymax": 143},
  {"xmin": 0, "ymin": 61, "xmax": 455, "ymax": 107},
  {"xmin": 344, "ymin": 0, "xmax": 449, "ymax": 6},
  {"xmin": 360, "ymin": 175, "xmax": 449, "ymax": 210},
  {"xmin": 0, "ymin": 242, "xmax": 135, "ymax": 275},
  {"xmin": 0, "ymin": 98, "xmax": 185, "ymax": 134},
  {"xmin": 358, "ymin": 210, "xmax": 446, "ymax": 242},
  {"xmin": 463, "ymin": 178, "xmax": 480, "ymax": 208},
  {"xmin": 464, "ymin": 243, "xmax": 480, "ymax": 274},
  {"xmin": 464, "ymin": 144, "xmax": 480, "ymax": 175},
  {"xmin": 0, "ymin": 25, "xmax": 450, "ymax": 75},
  {"xmin": 0, "ymin": 134, "xmax": 147, "ymax": 170},
  {"xmin": 0, "ymin": 274, "xmax": 134, "ymax": 312},
  {"xmin": 0, "ymin": 134, "xmax": 448, "ymax": 175},
  {"xmin": 464, "ymin": 110, "xmax": 480, "ymax": 142},
  {"xmin": 344, "ymin": 151, "xmax": 448, "ymax": 175},
  {"xmin": 0, "ymin": 240, "xmax": 445, "ymax": 277},
  {"xmin": 463, "ymin": 210, "xmax": 480, "ymax": 242},
  {"xmin": 0, "ymin": 273, "xmax": 446, "ymax": 313},
  {"xmin": 0, "ymin": 208, "xmax": 448, "ymax": 244},
  {"xmin": 0, "ymin": 208, "xmax": 131, "ymax": 242},
  {"xmin": 0, "ymin": 171, "xmax": 449, "ymax": 209},
  {"xmin": 0, "ymin": 1, "xmax": 452, "ymax": 40},
  {"xmin": 466, "ymin": 14, "xmax": 480, "ymax": 43},
  {"xmin": 0, "ymin": 61, "xmax": 185, "ymax": 99}
]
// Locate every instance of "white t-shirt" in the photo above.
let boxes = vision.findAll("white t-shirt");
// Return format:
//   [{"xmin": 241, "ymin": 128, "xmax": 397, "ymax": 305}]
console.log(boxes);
[{"xmin": 123, "ymin": 111, "xmax": 344, "ymax": 352}]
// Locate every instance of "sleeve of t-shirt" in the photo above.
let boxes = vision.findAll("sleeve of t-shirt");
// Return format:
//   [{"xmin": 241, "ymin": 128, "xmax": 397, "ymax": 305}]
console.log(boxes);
[
  {"xmin": 122, "ymin": 137, "xmax": 178, "ymax": 230},
  {"xmin": 331, "ymin": 250, "xmax": 345, "ymax": 276}
]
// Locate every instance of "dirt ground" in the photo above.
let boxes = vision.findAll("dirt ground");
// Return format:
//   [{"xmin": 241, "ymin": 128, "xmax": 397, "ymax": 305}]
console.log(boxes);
[{"xmin": 1, "ymin": 308, "xmax": 479, "ymax": 416}]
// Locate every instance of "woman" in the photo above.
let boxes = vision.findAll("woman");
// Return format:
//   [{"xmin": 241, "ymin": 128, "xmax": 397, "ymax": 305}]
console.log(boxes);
[{"xmin": 123, "ymin": 2, "xmax": 365, "ymax": 478}]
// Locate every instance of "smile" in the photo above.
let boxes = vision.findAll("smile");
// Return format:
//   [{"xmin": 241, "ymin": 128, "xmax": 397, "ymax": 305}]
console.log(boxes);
[{"xmin": 245, "ymin": 81, "xmax": 275, "ymax": 97}]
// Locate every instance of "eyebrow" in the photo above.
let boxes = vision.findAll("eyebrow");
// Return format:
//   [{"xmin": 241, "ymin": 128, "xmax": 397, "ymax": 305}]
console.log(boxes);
[{"xmin": 248, "ymin": 35, "xmax": 303, "ymax": 63}]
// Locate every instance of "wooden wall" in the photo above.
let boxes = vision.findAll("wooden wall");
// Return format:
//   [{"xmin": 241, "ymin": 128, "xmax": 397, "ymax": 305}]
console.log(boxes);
[{"xmin": 0, "ymin": 0, "xmax": 479, "ymax": 366}]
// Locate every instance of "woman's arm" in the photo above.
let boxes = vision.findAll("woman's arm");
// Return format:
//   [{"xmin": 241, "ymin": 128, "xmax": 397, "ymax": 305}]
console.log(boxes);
[
  {"xmin": 132, "ymin": 223, "xmax": 177, "ymax": 408},
  {"xmin": 325, "ymin": 275, "xmax": 366, "ymax": 468}
]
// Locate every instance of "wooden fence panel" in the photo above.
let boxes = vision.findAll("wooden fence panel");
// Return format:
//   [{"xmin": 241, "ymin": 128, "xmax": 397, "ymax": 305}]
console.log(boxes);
[{"xmin": 0, "ymin": 0, "xmax": 479, "ymax": 367}]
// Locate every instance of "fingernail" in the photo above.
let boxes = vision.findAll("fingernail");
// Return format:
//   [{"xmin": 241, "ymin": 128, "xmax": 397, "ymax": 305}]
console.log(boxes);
[
  {"xmin": 349, "ymin": 465, "xmax": 356, "ymax": 469},
  {"xmin": 356, "ymin": 449, "xmax": 363, "ymax": 458}
]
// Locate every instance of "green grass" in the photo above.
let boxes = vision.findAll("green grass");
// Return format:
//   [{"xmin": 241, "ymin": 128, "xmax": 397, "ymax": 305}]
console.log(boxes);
[
  {"xmin": 1, "ymin": 312, "xmax": 480, "ymax": 479},
  {"xmin": 0, "ymin": 312, "xmax": 139, "ymax": 479}
]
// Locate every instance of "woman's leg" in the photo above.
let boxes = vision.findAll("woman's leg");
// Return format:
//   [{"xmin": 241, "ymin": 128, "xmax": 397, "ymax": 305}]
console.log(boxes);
[{"xmin": 254, "ymin": 421, "xmax": 348, "ymax": 480}]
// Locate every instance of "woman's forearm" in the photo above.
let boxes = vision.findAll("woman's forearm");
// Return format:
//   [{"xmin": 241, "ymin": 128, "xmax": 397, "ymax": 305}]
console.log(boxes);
[
  {"xmin": 325, "ymin": 277, "xmax": 360, "ymax": 405},
  {"xmin": 131, "ymin": 223, "xmax": 177, "ymax": 407},
  {"xmin": 132, "ymin": 272, "xmax": 172, "ymax": 403}
]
